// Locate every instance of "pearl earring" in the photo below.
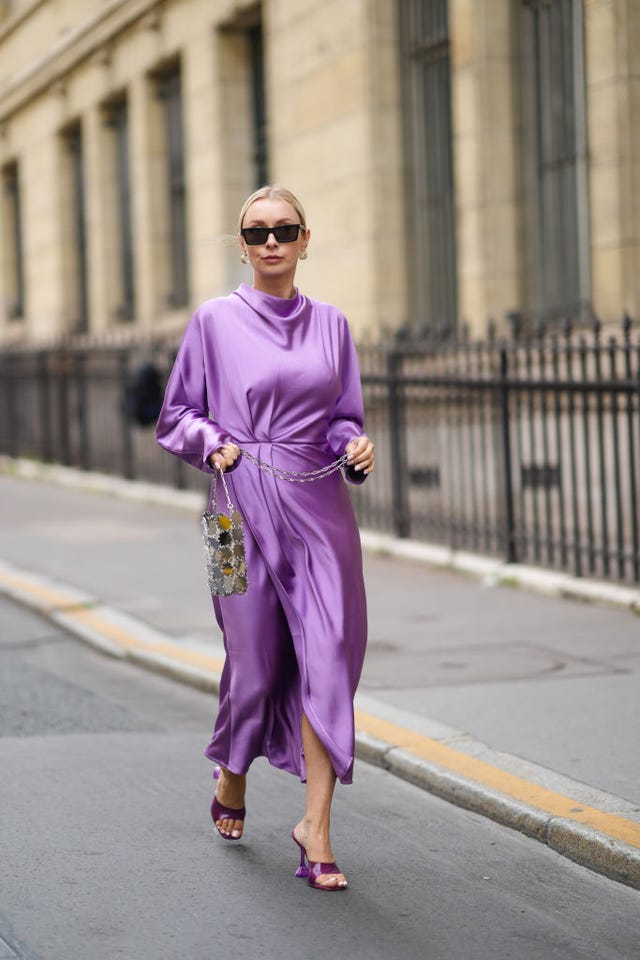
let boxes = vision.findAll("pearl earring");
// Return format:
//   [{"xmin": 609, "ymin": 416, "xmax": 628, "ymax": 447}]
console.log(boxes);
[
  {"xmin": 240, "ymin": 253, "xmax": 249, "ymax": 264},
  {"xmin": 299, "ymin": 250, "xmax": 308, "ymax": 261}
]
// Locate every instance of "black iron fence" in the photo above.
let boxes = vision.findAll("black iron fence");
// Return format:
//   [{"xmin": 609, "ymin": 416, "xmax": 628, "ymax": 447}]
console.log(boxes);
[
  {"xmin": 1, "ymin": 317, "xmax": 639, "ymax": 583},
  {"xmin": 0, "ymin": 340, "xmax": 206, "ymax": 496}
]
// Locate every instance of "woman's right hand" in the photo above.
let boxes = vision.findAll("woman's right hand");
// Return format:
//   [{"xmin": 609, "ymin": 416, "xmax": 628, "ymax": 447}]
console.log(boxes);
[{"xmin": 209, "ymin": 443, "xmax": 241, "ymax": 472}]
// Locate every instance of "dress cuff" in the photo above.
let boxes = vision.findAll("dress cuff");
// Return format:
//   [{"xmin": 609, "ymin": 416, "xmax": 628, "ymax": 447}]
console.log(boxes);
[{"xmin": 345, "ymin": 463, "xmax": 367, "ymax": 485}]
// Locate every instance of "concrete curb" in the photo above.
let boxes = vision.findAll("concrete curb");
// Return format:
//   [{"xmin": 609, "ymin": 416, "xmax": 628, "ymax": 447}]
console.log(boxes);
[
  {"xmin": 3, "ymin": 455, "xmax": 639, "ymax": 616},
  {"xmin": 359, "ymin": 532, "xmax": 640, "ymax": 616},
  {"xmin": 357, "ymin": 732, "xmax": 640, "ymax": 891},
  {"xmin": 1, "ymin": 558, "xmax": 639, "ymax": 892}
]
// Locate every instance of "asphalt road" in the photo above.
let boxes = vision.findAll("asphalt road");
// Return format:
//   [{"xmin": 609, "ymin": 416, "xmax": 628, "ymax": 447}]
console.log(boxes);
[{"xmin": 1, "ymin": 598, "xmax": 638, "ymax": 960}]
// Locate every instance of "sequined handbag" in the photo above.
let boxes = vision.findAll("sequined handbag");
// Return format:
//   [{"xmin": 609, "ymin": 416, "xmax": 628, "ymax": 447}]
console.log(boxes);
[
  {"xmin": 201, "ymin": 450, "xmax": 350, "ymax": 597},
  {"xmin": 201, "ymin": 469, "xmax": 248, "ymax": 597}
]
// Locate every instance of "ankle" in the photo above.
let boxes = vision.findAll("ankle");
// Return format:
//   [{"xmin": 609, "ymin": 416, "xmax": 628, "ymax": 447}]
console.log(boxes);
[
  {"xmin": 216, "ymin": 769, "xmax": 246, "ymax": 799},
  {"xmin": 300, "ymin": 813, "xmax": 329, "ymax": 837},
  {"xmin": 297, "ymin": 817, "xmax": 332, "ymax": 844}
]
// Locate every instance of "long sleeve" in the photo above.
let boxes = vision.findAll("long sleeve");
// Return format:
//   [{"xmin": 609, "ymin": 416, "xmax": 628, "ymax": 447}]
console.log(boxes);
[
  {"xmin": 156, "ymin": 311, "xmax": 234, "ymax": 473},
  {"xmin": 327, "ymin": 317, "xmax": 368, "ymax": 485}
]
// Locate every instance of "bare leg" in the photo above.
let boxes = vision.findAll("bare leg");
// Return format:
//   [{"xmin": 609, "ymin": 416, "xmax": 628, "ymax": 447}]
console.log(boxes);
[
  {"xmin": 214, "ymin": 767, "xmax": 246, "ymax": 839},
  {"xmin": 293, "ymin": 714, "xmax": 347, "ymax": 888}
]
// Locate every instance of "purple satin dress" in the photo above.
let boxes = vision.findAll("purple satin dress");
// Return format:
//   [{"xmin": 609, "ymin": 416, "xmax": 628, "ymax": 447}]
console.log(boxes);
[{"xmin": 156, "ymin": 283, "xmax": 368, "ymax": 784}]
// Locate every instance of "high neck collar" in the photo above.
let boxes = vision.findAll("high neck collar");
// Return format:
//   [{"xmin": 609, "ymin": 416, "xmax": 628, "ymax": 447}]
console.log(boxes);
[{"xmin": 233, "ymin": 283, "xmax": 306, "ymax": 323}]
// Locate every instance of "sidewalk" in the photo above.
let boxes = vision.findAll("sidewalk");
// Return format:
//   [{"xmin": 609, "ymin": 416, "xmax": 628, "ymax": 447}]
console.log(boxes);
[{"xmin": 1, "ymin": 459, "xmax": 639, "ymax": 890}]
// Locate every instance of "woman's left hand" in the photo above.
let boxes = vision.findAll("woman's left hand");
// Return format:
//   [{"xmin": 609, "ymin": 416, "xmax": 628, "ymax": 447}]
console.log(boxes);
[
  {"xmin": 209, "ymin": 443, "xmax": 241, "ymax": 472},
  {"xmin": 346, "ymin": 436, "xmax": 375, "ymax": 475}
]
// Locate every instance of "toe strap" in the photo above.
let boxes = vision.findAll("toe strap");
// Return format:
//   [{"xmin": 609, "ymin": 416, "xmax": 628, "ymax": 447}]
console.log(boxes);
[
  {"xmin": 211, "ymin": 797, "xmax": 246, "ymax": 821},
  {"xmin": 309, "ymin": 860, "xmax": 340, "ymax": 877}
]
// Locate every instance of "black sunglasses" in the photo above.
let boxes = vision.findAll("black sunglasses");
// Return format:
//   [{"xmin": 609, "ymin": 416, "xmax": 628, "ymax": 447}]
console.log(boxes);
[{"xmin": 240, "ymin": 224, "xmax": 302, "ymax": 245}]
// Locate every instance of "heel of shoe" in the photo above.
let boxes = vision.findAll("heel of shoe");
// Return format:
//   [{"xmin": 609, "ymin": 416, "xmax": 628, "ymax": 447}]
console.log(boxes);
[
  {"xmin": 291, "ymin": 831, "xmax": 310, "ymax": 879},
  {"xmin": 295, "ymin": 849, "xmax": 309, "ymax": 879}
]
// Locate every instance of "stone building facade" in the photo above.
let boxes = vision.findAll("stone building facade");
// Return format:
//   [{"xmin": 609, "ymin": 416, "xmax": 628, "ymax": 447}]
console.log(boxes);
[{"xmin": 0, "ymin": 0, "xmax": 637, "ymax": 345}]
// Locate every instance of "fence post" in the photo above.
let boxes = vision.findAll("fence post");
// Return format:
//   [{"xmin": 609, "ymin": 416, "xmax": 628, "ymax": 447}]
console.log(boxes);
[
  {"xmin": 387, "ymin": 348, "xmax": 410, "ymax": 538},
  {"xmin": 118, "ymin": 350, "xmax": 135, "ymax": 480},
  {"xmin": 2, "ymin": 354, "xmax": 18, "ymax": 458},
  {"xmin": 56, "ymin": 348, "xmax": 72, "ymax": 466},
  {"xmin": 75, "ymin": 350, "xmax": 90, "ymax": 470},
  {"xmin": 38, "ymin": 350, "xmax": 53, "ymax": 462},
  {"xmin": 497, "ymin": 341, "xmax": 517, "ymax": 563}
]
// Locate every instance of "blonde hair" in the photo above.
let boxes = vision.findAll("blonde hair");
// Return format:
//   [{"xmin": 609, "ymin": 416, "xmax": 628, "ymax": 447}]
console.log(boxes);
[{"xmin": 237, "ymin": 185, "xmax": 307, "ymax": 232}]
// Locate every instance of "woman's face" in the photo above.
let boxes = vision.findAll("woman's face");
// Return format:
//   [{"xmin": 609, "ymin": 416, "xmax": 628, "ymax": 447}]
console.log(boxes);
[{"xmin": 239, "ymin": 197, "xmax": 310, "ymax": 285}]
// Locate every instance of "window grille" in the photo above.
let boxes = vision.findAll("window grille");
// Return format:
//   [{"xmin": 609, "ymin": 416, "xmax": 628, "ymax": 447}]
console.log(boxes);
[
  {"xmin": 2, "ymin": 161, "xmax": 25, "ymax": 320},
  {"xmin": 398, "ymin": 0, "xmax": 457, "ymax": 337},
  {"xmin": 521, "ymin": 0, "xmax": 590, "ymax": 322},
  {"xmin": 157, "ymin": 66, "xmax": 189, "ymax": 308}
]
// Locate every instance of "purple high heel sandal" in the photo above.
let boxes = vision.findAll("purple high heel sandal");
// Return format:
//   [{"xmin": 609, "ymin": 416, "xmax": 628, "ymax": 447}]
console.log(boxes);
[
  {"xmin": 211, "ymin": 766, "xmax": 246, "ymax": 841},
  {"xmin": 291, "ymin": 831, "xmax": 348, "ymax": 891}
]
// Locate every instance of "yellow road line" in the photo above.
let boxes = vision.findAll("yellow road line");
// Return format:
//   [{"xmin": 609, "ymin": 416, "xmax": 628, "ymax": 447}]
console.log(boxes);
[
  {"xmin": 0, "ymin": 570, "xmax": 81, "ymax": 611},
  {"xmin": 0, "ymin": 570, "xmax": 225, "ymax": 673},
  {"xmin": 355, "ymin": 711, "xmax": 640, "ymax": 849},
  {"xmin": 67, "ymin": 606, "xmax": 225, "ymax": 672}
]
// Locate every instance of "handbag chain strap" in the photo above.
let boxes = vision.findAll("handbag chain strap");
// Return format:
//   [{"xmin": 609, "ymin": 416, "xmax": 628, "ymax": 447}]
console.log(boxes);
[
  {"xmin": 211, "ymin": 467, "xmax": 235, "ymax": 513},
  {"xmin": 211, "ymin": 450, "xmax": 348, "ymax": 512},
  {"xmin": 239, "ymin": 449, "xmax": 349, "ymax": 483}
]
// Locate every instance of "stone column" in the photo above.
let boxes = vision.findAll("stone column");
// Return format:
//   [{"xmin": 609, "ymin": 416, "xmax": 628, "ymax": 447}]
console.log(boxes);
[
  {"xmin": 450, "ymin": 0, "xmax": 522, "ymax": 334},
  {"xmin": 363, "ymin": 0, "xmax": 407, "ymax": 335},
  {"xmin": 267, "ymin": 0, "xmax": 406, "ymax": 337},
  {"xmin": 182, "ymin": 23, "xmax": 227, "ymax": 305},
  {"xmin": 83, "ymin": 104, "xmax": 109, "ymax": 336},
  {"xmin": 585, "ymin": 0, "xmax": 640, "ymax": 322},
  {"xmin": 23, "ymin": 91, "xmax": 71, "ymax": 341}
]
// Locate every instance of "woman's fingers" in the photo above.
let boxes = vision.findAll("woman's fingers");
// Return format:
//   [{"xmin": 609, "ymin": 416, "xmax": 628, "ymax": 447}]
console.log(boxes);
[
  {"xmin": 211, "ymin": 443, "xmax": 240, "ymax": 472},
  {"xmin": 346, "ymin": 436, "xmax": 375, "ymax": 475}
]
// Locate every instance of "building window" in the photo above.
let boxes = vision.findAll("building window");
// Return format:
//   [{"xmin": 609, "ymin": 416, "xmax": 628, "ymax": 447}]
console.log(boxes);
[
  {"xmin": 62, "ymin": 124, "xmax": 89, "ymax": 333},
  {"xmin": 156, "ymin": 64, "xmax": 189, "ymax": 308},
  {"xmin": 521, "ymin": 0, "xmax": 590, "ymax": 322},
  {"xmin": 104, "ymin": 99, "xmax": 135, "ymax": 321},
  {"xmin": 1, "ymin": 161, "xmax": 25, "ymax": 321},
  {"xmin": 399, "ymin": 0, "xmax": 457, "ymax": 337},
  {"xmin": 248, "ymin": 21, "xmax": 268, "ymax": 187},
  {"xmin": 216, "ymin": 5, "xmax": 268, "ymax": 286}
]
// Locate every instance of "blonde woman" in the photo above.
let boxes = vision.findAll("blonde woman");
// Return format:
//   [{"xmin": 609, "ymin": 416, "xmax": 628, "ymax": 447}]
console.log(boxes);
[{"xmin": 156, "ymin": 186, "xmax": 374, "ymax": 891}]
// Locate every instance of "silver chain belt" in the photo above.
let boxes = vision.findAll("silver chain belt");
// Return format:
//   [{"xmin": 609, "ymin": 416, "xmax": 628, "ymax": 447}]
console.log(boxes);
[{"xmin": 239, "ymin": 448, "xmax": 349, "ymax": 483}]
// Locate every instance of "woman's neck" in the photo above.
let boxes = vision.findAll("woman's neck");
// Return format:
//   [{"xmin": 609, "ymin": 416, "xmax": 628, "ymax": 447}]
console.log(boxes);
[{"xmin": 252, "ymin": 276, "xmax": 296, "ymax": 300}]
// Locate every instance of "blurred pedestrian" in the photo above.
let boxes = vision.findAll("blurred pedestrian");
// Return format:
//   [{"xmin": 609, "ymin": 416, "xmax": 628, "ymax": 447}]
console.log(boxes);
[
  {"xmin": 124, "ymin": 362, "xmax": 164, "ymax": 427},
  {"xmin": 156, "ymin": 185, "xmax": 374, "ymax": 891}
]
